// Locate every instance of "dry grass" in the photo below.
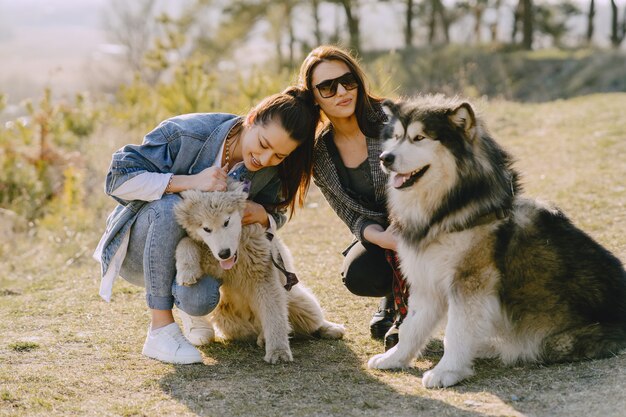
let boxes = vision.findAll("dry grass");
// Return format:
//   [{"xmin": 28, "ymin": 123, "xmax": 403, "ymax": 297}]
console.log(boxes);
[{"xmin": 1, "ymin": 93, "xmax": 625, "ymax": 417}]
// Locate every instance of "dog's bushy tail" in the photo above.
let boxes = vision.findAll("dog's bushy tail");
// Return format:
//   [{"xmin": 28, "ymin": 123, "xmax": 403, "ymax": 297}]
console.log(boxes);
[{"xmin": 542, "ymin": 323, "xmax": 626, "ymax": 362}]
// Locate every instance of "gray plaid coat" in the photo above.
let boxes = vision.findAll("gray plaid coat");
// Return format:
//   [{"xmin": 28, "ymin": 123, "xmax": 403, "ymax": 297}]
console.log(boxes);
[{"xmin": 312, "ymin": 128, "xmax": 389, "ymax": 241}]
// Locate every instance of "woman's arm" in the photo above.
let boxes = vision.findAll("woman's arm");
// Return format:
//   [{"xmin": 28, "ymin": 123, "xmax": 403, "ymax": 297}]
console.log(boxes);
[
  {"xmin": 106, "ymin": 118, "xmax": 230, "ymax": 201},
  {"xmin": 248, "ymin": 175, "xmax": 287, "ymax": 229},
  {"xmin": 165, "ymin": 167, "xmax": 227, "ymax": 193},
  {"xmin": 362, "ymin": 223, "xmax": 397, "ymax": 251},
  {"xmin": 242, "ymin": 201, "xmax": 271, "ymax": 228}
]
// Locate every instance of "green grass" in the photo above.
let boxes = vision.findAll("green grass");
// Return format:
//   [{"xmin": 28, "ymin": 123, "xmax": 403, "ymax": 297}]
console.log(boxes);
[
  {"xmin": 8, "ymin": 342, "xmax": 40, "ymax": 352},
  {"xmin": 1, "ymin": 94, "xmax": 625, "ymax": 416}
]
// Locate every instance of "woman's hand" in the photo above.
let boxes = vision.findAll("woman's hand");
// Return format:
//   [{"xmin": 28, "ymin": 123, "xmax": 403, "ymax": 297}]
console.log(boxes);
[
  {"xmin": 242, "ymin": 201, "xmax": 270, "ymax": 227},
  {"xmin": 166, "ymin": 167, "xmax": 228, "ymax": 193},
  {"xmin": 191, "ymin": 166, "xmax": 228, "ymax": 191},
  {"xmin": 363, "ymin": 224, "xmax": 398, "ymax": 251}
]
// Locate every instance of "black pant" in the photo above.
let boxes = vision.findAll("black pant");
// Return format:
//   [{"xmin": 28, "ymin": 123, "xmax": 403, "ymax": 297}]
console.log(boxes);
[{"xmin": 341, "ymin": 240, "xmax": 394, "ymax": 297}]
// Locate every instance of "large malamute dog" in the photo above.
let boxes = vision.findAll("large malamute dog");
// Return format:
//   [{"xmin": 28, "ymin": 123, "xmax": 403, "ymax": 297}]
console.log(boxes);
[
  {"xmin": 174, "ymin": 185, "xmax": 344, "ymax": 364},
  {"xmin": 368, "ymin": 95, "xmax": 626, "ymax": 388}
]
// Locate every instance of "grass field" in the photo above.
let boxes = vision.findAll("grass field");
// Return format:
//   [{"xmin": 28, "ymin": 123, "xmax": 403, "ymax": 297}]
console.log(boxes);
[{"xmin": 1, "ymin": 93, "xmax": 625, "ymax": 417}]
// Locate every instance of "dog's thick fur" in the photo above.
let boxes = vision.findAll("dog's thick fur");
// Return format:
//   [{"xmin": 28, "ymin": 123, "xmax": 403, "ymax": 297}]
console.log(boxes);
[
  {"xmin": 368, "ymin": 95, "xmax": 626, "ymax": 388},
  {"xmin": 174, "ymin": 185, "xmax": 344, "ymax": 364}
]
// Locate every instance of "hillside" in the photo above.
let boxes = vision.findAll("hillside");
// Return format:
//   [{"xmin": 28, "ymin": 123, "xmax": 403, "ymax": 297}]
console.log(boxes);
[{"xmin": 1, "ymin": 93, "xmax": 625, "ymax": 417}]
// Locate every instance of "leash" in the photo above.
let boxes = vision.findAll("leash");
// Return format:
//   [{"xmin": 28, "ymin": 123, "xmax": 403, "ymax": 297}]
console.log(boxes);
[
  {"xmin": 384, "ymin": 249, "xmax": 408, "ymax": 324},
  {"xmin": 265, "ymin": 232, "xmax": 299, "ymax": 291}
]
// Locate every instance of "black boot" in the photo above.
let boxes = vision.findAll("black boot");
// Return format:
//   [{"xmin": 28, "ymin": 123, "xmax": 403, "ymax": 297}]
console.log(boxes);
[
  {"xmin": 369, "ymin": 295, "xmax": 395, "ymax": 339},
  {"xmin": 383, "ymin": 322, "xmax": 399, "ymax": 351}
]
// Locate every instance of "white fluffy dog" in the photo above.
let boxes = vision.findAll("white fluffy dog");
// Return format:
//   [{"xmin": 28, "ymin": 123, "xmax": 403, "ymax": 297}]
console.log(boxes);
[{"xmin": 174, "ymin": 185, "xmax": 344, "ymax": 364}]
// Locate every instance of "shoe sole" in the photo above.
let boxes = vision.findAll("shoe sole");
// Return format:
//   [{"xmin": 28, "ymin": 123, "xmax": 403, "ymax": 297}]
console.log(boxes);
[{"xmin": 142, "ymin": 347, "xmax": 203, "ymax": 364}]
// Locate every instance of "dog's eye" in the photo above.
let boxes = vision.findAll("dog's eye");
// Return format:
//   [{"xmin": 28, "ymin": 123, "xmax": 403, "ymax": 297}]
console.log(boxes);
[
  {"xmin": 412, "ymin": 135, "xmax": 425, "ymax": 142},
  {"xmin": 203, "ymin": 227, "xmax": 212, "ymax": 233},
  {"xmin": 223, "ymin": 218, "xmax": 230, "ymax": 227}
]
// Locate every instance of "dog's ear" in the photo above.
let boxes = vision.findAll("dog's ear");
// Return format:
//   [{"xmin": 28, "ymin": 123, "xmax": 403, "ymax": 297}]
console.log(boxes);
[
  {"xmin": 381, "ymin": 99, "xmax": 399, "ymax": 124},
  {"xmin": 174, "ymin": 191, "xmax": 200, "ymax": 230},
  {"xmin": 449, "ymin": 102, "xmax": 476, "ymax": 138},
  {"xmin": 227, "ymin": 179, "xmax": 246, "ymax": 193}
]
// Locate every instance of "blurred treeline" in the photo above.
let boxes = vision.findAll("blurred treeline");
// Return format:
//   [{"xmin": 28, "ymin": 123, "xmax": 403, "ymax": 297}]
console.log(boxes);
[{"xmin": 0, "ymin": 0, "xmax": 625, "ymax": 231}]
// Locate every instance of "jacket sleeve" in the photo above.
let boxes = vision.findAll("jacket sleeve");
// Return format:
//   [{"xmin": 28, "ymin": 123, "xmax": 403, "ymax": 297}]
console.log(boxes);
[{"xmin": 105, "ymin": 121, "xmax": 182, "ymax": 203}]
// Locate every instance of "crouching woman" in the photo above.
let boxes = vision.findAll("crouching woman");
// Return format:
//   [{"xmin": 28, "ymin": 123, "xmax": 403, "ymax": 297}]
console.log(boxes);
[{"xmin": 93, "ymin": 88, "xmax": 319, "ymax": 364}]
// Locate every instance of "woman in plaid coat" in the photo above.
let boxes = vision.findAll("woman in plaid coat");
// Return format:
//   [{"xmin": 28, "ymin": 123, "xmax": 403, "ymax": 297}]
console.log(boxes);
[{"xmin": 298, "ymin": 45, "xmax": 402, "ymax": 347}]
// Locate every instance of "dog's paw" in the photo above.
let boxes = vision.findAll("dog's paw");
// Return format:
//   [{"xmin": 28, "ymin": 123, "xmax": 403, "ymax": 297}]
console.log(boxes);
[
  {"xmin": 317, "ymin": 321, "xmax": 345, "ymax": 339},
  {"xmin": 175, "ymin": 269, "xmax": 200, "ymax": 286},
  {"xmin": 264, "ymin": 348, "xmax": 293, "ymax": 364},
  {"xmin": 422, "ymin": 366, "xmax": 473, "ymax": 389},
  {"xmin": 256, "ymin": 334, "xmax": 265, "ymax": 348},
  {"xmin": 367, "ymin": 349, "xmax": 408, "ymax": 370}
]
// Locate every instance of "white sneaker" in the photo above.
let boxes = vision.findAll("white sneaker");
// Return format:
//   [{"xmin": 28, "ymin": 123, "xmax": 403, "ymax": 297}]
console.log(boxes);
[
  {"xmin": 179, "ymin": 310, "xmax": 215, "ymax": 346},
  {"xmin": 142, "ymin": 322, "xmax": 203, "ymax": 364}
]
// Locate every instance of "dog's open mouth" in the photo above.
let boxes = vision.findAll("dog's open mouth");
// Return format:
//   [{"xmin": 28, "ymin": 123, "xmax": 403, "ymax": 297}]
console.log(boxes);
[
  {"xmin": 392, "ymin": 165, "xmax": 430, "ymax": 189},
  {"xmin": 219, "ymin": 251, "xmax": 238, "ymax": 270}
]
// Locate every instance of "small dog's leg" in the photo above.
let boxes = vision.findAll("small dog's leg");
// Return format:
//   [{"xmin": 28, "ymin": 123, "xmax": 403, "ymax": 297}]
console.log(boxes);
[
  {"xmin": 368, "ymin": 291, "xmax": 446, "ymax": 370},
  {"xmin": 254, "ymin": 274, "xmax": 292, "ymax": 364},
  {"xmin": 422, "ymin": 295, "xmax": 496, "ymax": 388},
  {"xmin": 286, "ymin": 285, "xmax": 345, "ymax": 339},
  {"xmin": 175, "ymin": 237, "xmax": 204, "ymax": 286}
]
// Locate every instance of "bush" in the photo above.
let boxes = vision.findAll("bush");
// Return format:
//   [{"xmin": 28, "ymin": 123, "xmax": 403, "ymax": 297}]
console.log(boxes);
[{"xmin": 0, "ymin": 89, "xmax": 99, "ymax": 220}]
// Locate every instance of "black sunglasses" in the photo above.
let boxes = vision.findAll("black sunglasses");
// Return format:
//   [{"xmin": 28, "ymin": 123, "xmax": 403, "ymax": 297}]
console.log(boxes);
[{"xmin": 314, "ymin": 72, "xmax": 359, "ymax": 98}]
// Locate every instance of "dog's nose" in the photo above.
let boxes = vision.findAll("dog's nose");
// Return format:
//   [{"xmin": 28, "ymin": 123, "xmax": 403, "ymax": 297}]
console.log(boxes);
[
  {"xmin": 380, "ymin": 152, "xmax": 395, "ymax": 167},
  {"xmin": 218, "ymin": 249, "xmax": 231, "ymax": 260}
]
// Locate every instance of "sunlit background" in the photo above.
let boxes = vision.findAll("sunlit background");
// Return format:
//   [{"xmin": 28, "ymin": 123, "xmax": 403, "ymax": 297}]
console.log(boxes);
[
  {"xmin": 1, "ymin": 0, "xmax": 624, "ymax": 108},
  {"xmin": 1, "ymin": 2, "xmax": 626, "ymax": 416}
]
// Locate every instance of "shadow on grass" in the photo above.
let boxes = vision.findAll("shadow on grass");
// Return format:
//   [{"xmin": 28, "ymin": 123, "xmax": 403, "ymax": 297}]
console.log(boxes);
[
  {"xmin": 159, "ymin": 337, "xmax": 486, "ymax": 417},
  {"xmin": 451, "ymin": 352, "xmax": 626, "ymax": 417}
]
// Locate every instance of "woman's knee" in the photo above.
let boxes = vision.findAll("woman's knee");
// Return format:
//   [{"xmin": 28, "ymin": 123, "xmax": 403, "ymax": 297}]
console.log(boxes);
[
  {"xmin": 342, "ymin": 253, "xmax": 392, "ymax": 297},
  {"xmin": 146, "ymin": 194, "xmax": 186, "ymax": 236},
  {"xmin": 172, "ymin": 276, "xmax": 221, "ymax": 316},
  {"xmin": 342, "ymin": 269, "xmax": 387, "ymax": 297}
]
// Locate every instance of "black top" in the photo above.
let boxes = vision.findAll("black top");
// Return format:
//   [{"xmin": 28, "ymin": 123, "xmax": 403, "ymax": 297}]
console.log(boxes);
[
  {"xmin": 345, "ymin": 159, "xmax": 377, "ymax": 204},
  {"xmin": 325, "ymin": 136, "xmax": 384, "ymax": 213}
]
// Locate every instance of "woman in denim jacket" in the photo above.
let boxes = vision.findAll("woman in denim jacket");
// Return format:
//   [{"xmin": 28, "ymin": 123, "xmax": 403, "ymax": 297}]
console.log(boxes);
[{"xmin": 94, "ymin": 88, "xmax": 319, "ymax": 364}]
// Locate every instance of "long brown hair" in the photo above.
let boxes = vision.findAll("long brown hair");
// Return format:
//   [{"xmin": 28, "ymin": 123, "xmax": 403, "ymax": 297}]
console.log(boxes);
[
  {"xmin": 246, "ymin": 87, "xmax": 319, "ymax": 216},
  {"xmin": 297, "ymin": 45, "xmax": 384, "ymax": 138}
]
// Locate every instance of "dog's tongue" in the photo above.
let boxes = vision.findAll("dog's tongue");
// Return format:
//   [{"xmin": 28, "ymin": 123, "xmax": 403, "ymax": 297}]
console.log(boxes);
[
  {"xmin": 393, "ymin": 173, "xmax": 410, "ymax": 188},
  {"xmin": 219, "ymin": 257, "xmax": 236, "ymax": 270}
]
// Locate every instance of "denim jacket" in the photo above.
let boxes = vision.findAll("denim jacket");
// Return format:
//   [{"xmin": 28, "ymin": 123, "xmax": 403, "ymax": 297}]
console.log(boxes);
[{"xmin": 97, "ymin": 113, "xmax": 286, "ymax": 277}]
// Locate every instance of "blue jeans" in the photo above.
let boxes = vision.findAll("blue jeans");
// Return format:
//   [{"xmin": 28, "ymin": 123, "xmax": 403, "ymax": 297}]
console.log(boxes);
[{"xmin": 119, "ymin": 194, "xmax": 221, "ymax": 315}]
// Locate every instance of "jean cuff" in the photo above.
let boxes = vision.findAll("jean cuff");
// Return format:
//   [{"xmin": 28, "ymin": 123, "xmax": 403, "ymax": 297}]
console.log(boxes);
[{"xmin": 146, "ymin": 294, "xmax": 174, "ymax": 310}]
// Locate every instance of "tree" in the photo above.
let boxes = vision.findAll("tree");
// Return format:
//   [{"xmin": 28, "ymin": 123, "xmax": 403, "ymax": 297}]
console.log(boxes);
[
  {"xmin": 457, "ymin": 0, "xmax": 496, "ymax": 44},
  {"xmin": 587, "ymin": 0, "xmax": 595, "ymax": 44},
  {"xmin": 329, "ymin": 0, "xmax": 361, "ymax": 53},
  {"xmin": 102, "ymin": 0, "xmax": 161, "ymax": 81},
  {"xmin": 512, "ymin": 0, "xmax": 534, "ymax": 49},
  {"xmin": 265, "ymin": 0, "xmax": 299, "ymax": 69},
  {"xmin": 427, "ymin": 0, "xmax": 451, "ymax": 44},
  {"xmin": 610, "ymin": 0, "xmax": 626, "ymax": 48},
  {"xmin": 535, "ymin": 0, "xmax": 581, "ymax": 48},
  {"xmin": 311, "ymin": 0, "xmax": 324, "ymax": 46},
  {"xmin": 405, "ymin": 0, "xmax": 416, "ymax": 48}
]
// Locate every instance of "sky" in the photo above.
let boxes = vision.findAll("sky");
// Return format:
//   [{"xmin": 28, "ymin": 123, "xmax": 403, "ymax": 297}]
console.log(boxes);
[
  {"xmin": 0, "ymin": 0, "xmax": 621, "ymax": 107},
  {"xmin": 0, "ymin": 0, "xmax": 112, "ymax": 105}
]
